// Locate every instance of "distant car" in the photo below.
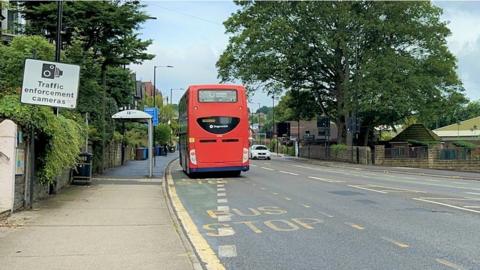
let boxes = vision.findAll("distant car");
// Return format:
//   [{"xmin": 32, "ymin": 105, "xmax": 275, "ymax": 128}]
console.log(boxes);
[{"xmin": 250, "ymin": 145, "xmax": 271, "ymax": 160}]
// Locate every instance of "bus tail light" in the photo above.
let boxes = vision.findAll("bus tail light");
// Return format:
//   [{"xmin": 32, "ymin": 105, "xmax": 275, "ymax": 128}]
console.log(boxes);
[
  {"xmin": 242, "ymin": 148, "xmax": 249, "ymax": 163},
  {"xmin": 189, "ymin": 149, "xmax": 197, "ymax": 165}
]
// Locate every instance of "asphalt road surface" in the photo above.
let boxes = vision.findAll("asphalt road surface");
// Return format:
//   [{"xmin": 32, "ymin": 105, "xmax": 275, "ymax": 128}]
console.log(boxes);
[{"xmin": 169, "ymin": 157, "xmax": 480, "ymax": 270}]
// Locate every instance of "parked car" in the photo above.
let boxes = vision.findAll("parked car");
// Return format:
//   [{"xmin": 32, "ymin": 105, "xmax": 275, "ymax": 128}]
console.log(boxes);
[{"xmin": 250, "ymin": 144, "xmax": 271, "ymax": 160}]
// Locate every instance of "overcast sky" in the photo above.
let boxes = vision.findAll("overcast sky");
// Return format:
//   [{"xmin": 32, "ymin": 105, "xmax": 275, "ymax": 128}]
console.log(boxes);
[{"xmin": 130, "ymin": 1, "xmax": 480, "ymax": 108}]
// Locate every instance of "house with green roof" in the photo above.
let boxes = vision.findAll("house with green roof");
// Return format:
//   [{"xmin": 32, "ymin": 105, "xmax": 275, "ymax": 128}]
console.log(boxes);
[
  {"xmin": 389, "ymin": 123, "xmax": 441, "ymax": 146},
  {"xmin": 433, "ymin": 116, "xmax": 480, "ymax": 142}
]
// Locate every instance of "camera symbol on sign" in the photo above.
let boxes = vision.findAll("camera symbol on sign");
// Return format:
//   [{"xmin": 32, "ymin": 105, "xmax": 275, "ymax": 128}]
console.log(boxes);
[{"xmin": 41, "ymin": 64, "xmax": 63, "ymax": 79}]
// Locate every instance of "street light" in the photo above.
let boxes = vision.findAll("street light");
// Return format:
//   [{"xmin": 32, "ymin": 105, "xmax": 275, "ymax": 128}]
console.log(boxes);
[
  {"xmin": 170, "ymin": 88, "xmax": 184, "ymax": 105},
  {"xmin": 152, "ymin": 65, "xmax": 173, "ymax": 166}
]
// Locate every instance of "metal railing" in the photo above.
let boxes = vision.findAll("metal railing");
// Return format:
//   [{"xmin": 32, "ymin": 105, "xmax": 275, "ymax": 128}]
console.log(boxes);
[{"xmin": 384, "ymin": 147, "xmax": 428, "ymax": 159}]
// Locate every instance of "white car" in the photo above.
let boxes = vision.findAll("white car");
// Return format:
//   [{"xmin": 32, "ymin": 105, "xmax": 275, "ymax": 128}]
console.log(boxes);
[{"xmin": 250, "ymin": 145, "xmax": 271, "ymax": 160}]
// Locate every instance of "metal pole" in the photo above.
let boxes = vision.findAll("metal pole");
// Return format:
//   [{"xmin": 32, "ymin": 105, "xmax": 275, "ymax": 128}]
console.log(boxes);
[
  {"xmin": 54, "ymin": 0, "xmax": 63, "ymax": 116},
  {"xmin": 153, "ymin": 66, "xmax": 156, "ymax": 166},
  {"xmin": 85, "ymin": 113, "xmax": 89, "ymax": 152},
  {"xmin": 148, "ymin": 119, "xmax": 153, "ymax": 178},
  {"xmin": 170, "ymin": 88, "xmax": 173, "ymax": 105}
]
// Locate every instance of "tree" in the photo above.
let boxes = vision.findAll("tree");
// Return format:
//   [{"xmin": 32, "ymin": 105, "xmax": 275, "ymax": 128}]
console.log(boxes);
[
  {"xmin": 217, "ymin": 1, "xmax": 464, "ymax": 145},
  {"xmin": 22, "ymin": 1, "xmax": 154, "ymax": 171}
]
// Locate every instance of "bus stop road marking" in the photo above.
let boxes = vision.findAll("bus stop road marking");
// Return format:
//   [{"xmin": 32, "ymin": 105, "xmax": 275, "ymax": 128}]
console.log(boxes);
[
  {"xmin": 413, "ymin": 198, "xmax": 480, "ymax": 214},
  {"xmin": 218, "ymin": 245, "xmax": 237, "ymax": 258}
]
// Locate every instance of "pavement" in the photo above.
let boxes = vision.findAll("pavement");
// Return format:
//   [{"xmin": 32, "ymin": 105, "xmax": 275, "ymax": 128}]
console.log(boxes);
[
  {"xmin": 167, "ymin": 156, "xmax": 480, "ymax": 270},
  {"xmin": 0, "ymin": 153, "xmax": 197, "ymax": 270}
]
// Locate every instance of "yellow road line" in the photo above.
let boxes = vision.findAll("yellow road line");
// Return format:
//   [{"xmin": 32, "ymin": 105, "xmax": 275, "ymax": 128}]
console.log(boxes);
[
  {"xmin": 435, "ymin": 258, "xmax": 464, "ymax": 270},
  {"xmin": 413, "ymin": 198, "xmax": 480, "ymax": 214},
  {"xmin": 345, "ymin": 222, "xmax": 365, "ymax": 230},
  {"xmin": 166, "ymin": 166, "xmax": 225, "ymax": 270},
  {"xmin": 381, "ymin": 237, "xmax": 409, "ymax": 248},
  {"xmin": 348, "ymin": 185, "xmax": 388, "ymax": 194}
]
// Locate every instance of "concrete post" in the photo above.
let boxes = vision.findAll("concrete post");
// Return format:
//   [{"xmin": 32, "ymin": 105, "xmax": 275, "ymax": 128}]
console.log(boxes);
[
  {"xmin": 0, "ymin": 120, "xmax": 17, "ymax": 212},
  {"xmin": 374, "ymin": 145, "xmax": 385, "ymax": 165}
]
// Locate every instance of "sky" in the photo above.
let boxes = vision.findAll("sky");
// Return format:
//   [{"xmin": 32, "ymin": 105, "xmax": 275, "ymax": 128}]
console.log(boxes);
[{"xmin": 130, "ymin": 1, "xmax": 480, "ymax": 108}]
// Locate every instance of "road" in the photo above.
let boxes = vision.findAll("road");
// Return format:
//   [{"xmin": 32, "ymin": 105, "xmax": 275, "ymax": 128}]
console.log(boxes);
[{"xmin": 168, "ymin": 157, "xmax": 480, "ymax": 270}]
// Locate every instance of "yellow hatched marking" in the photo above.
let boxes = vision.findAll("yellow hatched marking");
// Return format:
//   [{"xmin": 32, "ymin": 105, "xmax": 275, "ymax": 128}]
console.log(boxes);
[{"xmin": 166, "ymin": 166, "xmax": 225, "ymax": 270}]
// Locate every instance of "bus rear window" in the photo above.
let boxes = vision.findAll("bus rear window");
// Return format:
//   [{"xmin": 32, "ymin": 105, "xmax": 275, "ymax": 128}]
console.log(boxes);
[{"xmin": 198, "ymin": 90, "xmax": 237, "ymax": 103}]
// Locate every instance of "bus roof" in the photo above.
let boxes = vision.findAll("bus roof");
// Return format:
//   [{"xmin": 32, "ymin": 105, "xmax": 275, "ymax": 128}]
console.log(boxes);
[{"xmin": 187, "ymin": 84, "xmax": 245, "ymax": 90}]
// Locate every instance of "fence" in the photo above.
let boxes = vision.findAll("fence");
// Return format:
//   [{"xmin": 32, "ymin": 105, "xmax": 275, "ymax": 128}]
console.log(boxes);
[
  {"xmin": 384, "ymin": 147, "xmax": 428, "ymax": 159},
  {"xmin": 298, "ymin": 144, "xmax": 372, "ymax": 165}
]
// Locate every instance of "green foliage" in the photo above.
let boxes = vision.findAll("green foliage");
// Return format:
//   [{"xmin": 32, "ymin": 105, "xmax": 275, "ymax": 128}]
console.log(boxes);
[
  {"xmin": 218, "ymin": 1, "xmax": 464, "ymax": 144},
  {"xmin": 0, "ymin": 95, "xmax": 85, "ymax": 183},
  {"xmin": 124, "ymin": 124, "xmax": 147, "ymax": 147},
  {"xmin": 155, "ymin": 124, "xmax": 172, "ymax": 145},
  {"xmin": 0, "ymin": 35, "xmax": 54, "ymax": 93},
  {"xmin": 331, "ymin": 144, "xmax": 348, "ymax": 155}
]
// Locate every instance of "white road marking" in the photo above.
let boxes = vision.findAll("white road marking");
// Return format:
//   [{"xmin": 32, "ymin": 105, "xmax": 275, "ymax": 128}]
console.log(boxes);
[
  {"xmin": 217, "ymin": 193, "xmax": 226, "ymax": 197},
  {"xmin": 218, "ymin": 245, "xmax": 237, "ymax": 258},
  {"xmin": 381, "ymin": 237, "xmax": 409, "ymax": 248},
  {"xmin": 250, "ymin": 164, "xmax": 257, "ymax": 167},
  {"xmin": 217, "ymin": 184, "xmax": 225, "ymax": 187},
  {"xmin": 301, "ymin": 204, "xmax": 311, "ymax": 208},
  {"xmin": 345, "ymin": 222, "xmax": 365, "ymax": 230},
  {"xmin": 279, "ymin": 170, "xmax": 299, "ymax": 176},
  {"xmin": 348, "ymin": 185, "xmax": 388, "ymax": 194},
  {"xmin": 218, "ymin": 215, "xmax": 232, "ymax": 222},
  {"xmin": 463, "ymin": 205, "xmax": 480, "ymax": 209},
  {"xmin": 308, "ymin": 176, "xmax": 344, "ymax": 183},
  {"xmin": 217, "ymin": 187, "xmax": 226, "ymax": 192},
  {"xmin": 435, "ymin": 258, "xmax": 464, "ymax": 270},
  {"xmin": 260, "ymin": 187, "xmax": 266, "ymax": 190},
  {"xmin": 284, "ymin": 197, "xmax": 292, "ymax": 201},
  {"xmin": 261, "ymin": 167, "xmax": 274, "ymax": 171},
  {"xmin": 217, "ymin": 206, "xmax": 230, "ymax": 212},
  {"xmin": 217, "ymin": 198, "xmax": 228, "ymax": 204},
  {"xmin": 465, "ymin": 192, "xmax": 480, "ymax": 196},
  {"xmin": 218, "ymin": 228, "xmax": 235, "ymax": 236},
  {"xmin": 272, "ymin": 192, "xmax": 279, "ymax": 195},
  {"xmin": 413, "ymin": 198, "xmax": 480, "ymax": 214}
]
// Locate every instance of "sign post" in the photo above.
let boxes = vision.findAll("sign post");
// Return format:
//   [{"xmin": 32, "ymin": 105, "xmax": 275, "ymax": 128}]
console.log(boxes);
[{"xmin": 21, "ymin": 59, "xmax": 80, "ymax": 109}]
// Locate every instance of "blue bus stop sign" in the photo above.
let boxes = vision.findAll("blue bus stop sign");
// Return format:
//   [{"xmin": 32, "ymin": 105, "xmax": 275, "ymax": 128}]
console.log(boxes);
[{"xmin": 144, "ymin": 107, "xmax": 159, "ymax": 126}]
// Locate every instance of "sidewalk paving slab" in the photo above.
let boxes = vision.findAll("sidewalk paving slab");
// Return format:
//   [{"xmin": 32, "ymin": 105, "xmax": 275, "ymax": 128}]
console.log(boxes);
[{"xmin": 0, "ymin": 154, "xmax": 196, "ymax": 270}]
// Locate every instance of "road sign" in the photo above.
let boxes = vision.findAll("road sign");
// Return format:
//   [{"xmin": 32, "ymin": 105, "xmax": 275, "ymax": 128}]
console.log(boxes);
[
  {"xmin": 144, "ymin": 107, "xmax": 159, "ymax": 126},
  {"xmin": 21, "ymin": 59, "xmax": 80, "ymax": 109}
]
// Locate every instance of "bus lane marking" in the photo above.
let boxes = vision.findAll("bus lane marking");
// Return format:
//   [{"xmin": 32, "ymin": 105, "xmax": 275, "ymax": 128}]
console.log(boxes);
[
  {"xmin": 217, "ymin": 192, "xmax": 226, "ymax": 197},
  {"xmin": 166, "ymin": 166, "xmax": 225, "ymax": 270},
  {"xmin": 217, "ymin": 206, "xmax": 230, "ymax": 212},
  {"xmin": 435, "ymin": 258, "xmax": 464, "ymax": 270},
  {"xmin": 217, "ymin": 187, "xmax": 226, "ymax": 192},
  {"xmin": 381, "ymin": 237, "xmax": 409, "ymax": 248}
]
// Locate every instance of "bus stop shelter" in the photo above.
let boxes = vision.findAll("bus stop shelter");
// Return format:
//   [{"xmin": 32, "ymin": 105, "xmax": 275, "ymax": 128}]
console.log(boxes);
[{"xmin": 112, "ymin": 110, "xmax": 153, "ymax": 178}]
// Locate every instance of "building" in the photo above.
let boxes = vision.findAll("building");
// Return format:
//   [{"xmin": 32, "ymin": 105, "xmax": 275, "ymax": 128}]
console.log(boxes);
[
  {"xmin": 433, "ymin": 116, "xmax": 480, "ymax": 142},
  {"xmin": 1, "ymin": 1, "xmax": 24, "ymax": 44},
  {"xmin": 286, "ymin": 118, "xmax": 338, "ymax": 142}
]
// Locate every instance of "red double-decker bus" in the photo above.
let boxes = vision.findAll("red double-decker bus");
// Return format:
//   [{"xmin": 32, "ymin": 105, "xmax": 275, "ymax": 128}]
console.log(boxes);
[{"xmin": 178, "ymin": 84, "xmax": 250, "ymax": 176}]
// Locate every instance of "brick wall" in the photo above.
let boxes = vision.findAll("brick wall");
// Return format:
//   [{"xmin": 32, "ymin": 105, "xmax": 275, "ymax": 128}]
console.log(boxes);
[
  {"xmin": 374, "ymin": 145, "xmax": 480, "ymax": 172},
  {"xmin": 299, "ymin": 144, "xmax": 372, "ymax": 165}
]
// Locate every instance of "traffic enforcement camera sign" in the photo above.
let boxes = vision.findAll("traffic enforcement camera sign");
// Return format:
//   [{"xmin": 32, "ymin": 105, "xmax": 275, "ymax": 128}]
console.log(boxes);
[{"xmin": 21, "ymin": 59, "xmax": 80, "ymax": 109}]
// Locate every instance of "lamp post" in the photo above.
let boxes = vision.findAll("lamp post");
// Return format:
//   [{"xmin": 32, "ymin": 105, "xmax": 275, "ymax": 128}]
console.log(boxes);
[
  {"xmin": 153, "ymin": 65, "xmax": 173, "ymax": 165},
  {"xmin": 170, "ymin": 88, "xmax": 184, "ymax": 105}
]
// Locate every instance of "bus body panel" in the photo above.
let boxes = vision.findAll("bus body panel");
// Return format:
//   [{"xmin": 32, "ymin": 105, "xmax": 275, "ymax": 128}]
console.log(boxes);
[{"xmin": 178, "ymin": 84, "xmax": 249, "ymax": 174}]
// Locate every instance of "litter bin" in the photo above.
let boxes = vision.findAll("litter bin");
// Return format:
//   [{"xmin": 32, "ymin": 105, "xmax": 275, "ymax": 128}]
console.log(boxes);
[{"xmin": 72, "ymin": 153, "xmax": 93, "ymax": 184}]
